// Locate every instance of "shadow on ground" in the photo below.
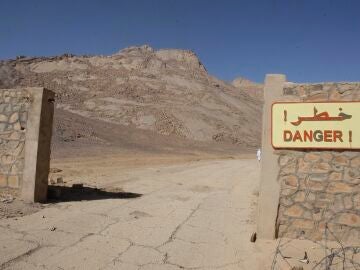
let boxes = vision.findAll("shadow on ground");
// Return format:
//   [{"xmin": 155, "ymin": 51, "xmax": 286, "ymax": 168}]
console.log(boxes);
[{"xmin": 48, "ymin": 185, "xmax": 142, "ymax": 202}]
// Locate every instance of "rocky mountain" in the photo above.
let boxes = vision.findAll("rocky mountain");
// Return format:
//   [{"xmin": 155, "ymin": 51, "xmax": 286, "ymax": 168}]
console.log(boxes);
[
  {"xmin": 0, "ymin": 45, "xmax": 262, "ymax": 148},
  {"xmin": 232, "ymin": 77, "xmax": 263, "ymax": 100}
]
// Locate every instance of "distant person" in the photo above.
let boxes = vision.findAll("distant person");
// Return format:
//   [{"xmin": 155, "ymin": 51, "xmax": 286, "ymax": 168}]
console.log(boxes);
[{"xmin": 256, "ymin": 148, "xmax": 261, "ymax": 162}]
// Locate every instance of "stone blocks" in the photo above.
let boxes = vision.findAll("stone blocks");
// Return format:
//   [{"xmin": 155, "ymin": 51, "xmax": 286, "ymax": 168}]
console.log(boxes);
[
  {"xmin": 259, "ymin": 78, "xmax": 360, "ymax": 242},
  {"xmin": 0, "ymin": 87, "xmax": 54, "ymax": 202},
  {"xmin": 0, "ymin": 89, "xmax": 29, "ymax": 191},
  {"xmin": 277, "ymin": 150, "xmax": 360, "ymax": 241},
  {"xmin": 283, "ymin": 82, "xmax": 360, "ymax": 102}
]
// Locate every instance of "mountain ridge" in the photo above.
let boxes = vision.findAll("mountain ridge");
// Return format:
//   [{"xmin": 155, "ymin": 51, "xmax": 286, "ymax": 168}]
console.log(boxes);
[{"xmin": 0, "ymin": 45, "xmax": 263, "ymax": 149}]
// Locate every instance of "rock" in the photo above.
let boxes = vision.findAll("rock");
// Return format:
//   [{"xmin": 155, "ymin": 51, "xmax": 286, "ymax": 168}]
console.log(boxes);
[
  {"xmin": 320, "ymin": 152, "xmax": 333, "ymax": 162},
  {"xmin": 283, "ymin": 86, "xmax": 297, "ymax": 95},
  {"xmin": 281, "ymin": 161, "xmax": 297, "ymax": 175},
  {"xmin": 317, "ymin": 193, "xmax": 334, "ymax": 202},
  {"xmin": 306, "ymin": 180, "xmax": 324, "ymax": 191},
  {"xmin": 350, "ymin": 156, "xmax": 360, "ymax": 167},
  {"xmin": 294, "ymin": 191, "xmax": 306, "ymax": 202},
  {"xmin": 296, "ymin": 85, "xmax": 307, "ymax": 97},
  {"xmin": 280, "ymin": 175, "xmax": 298, "ymax": 188},
  {"xmin": 313, "ymin": 210, "xmax": 323, "ymax": 221},
  {"xmin": 0, "ymin": 123, "xmax": 7, "ymax": 131},
  {"xmin": 304, "ymin": 153, "xmax": 320, "ymax": 162},
  {"xmin": 308, "ymin": 174, "xmax": 327, "ymax": 182},
  {"xmin": 7, "ymin": 175, "xmax": 19, "ymax": 188},
  {"xmin": 330, "ymin": 196, "xmax": 344, "ymax": 212},
  {"xmin": 13, "ymin": 122, "xmax": 21, "ymax": 130},
  {"xmin": 231, "ymin": 77, "xmax": 263, "ymax": 99},
  {"xmin": 304, "ymin": 91, "xmax": 328, "ymax": 101},
  {"xmin": 343, "ymin": 167, "xmax": 360, "ymax": 183},
  {"xmin": 0, "ymin": 114, "xmax": 8, "ymax": 122},
  {"xmin": 50, "ymin": 168, "xmax": 63, "ymax": 173},
  {"xmin": 279, "ymin": 155, "xmax": 296, "ymax": 167},
  {"xmin": 314, "ymin": 201, "xmax": 329, "ymax": 208},
  {"xmin": 292, "ymin": 219, "xmax": 314, "ymax": 230},
  {"xmin": 250, "ymin": 232, "xmax": 257, "ymax": 242},
  {"xmin": 307, "ymin": 192, "xmax": 316, "ymax": 201},
  {"xmin": 9, "ymin": 112, "xmax": 19, "ymax": 123},
  {"xmin": 298, "ymin": 159, "xmax": 311, "ymax": 173},
  {"xmin": 336, "ymin": 213, "xmax": 360, "ymax": 227},
  {"xmin": 72, "ymin": 183, "xmax": 83, "ymax": 189},
  {"xmin": 328, "ymin": 172, "xmax": 342, "ymax": 181},
  {"xmin": 312, "ymin": 162, "xmax": 331, "ymax": 173},
  {"xmin": 0, "ymin": 194, "xmax": 14, "ymax": 203},
  {"xmin": 280, "ymin": 197, "xmax": 294, "ymax": 207},
  {"xmin": 354, "ymin": 194, "xmax": 360, "ymax": 208},
  {"xmin": 327, "ymin": 182, "xmax": 353, "ymax": 193},
  {"xmin": 0, "ymin": 175, "xmax": 6, "ymax": 187},
  {"xmin": 338, "ymin": 83, "xmax": 353, "ymax": 93},
  {"xmin": 56, "ymin": 177, "xmax": 64, "ymax": 184},
  {"xmin": 284, "ymin": 205, "xmax": 304, "ymax": 218},
  {"xmin": 333, "ymin": 155, "xmax": 349, "ymax": 166},
  {"xmin": 343, "ymin": 195, "xmax": 353, "ymax": 209}
]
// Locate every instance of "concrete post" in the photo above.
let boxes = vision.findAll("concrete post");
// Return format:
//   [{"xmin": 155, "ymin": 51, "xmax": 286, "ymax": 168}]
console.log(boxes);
[
  {"xmin": 21, "ymin": 88, "xmax": 54, "ymax": 202},
  {"xmin": 256, "ymin": 74, "xmax": 286, "ymax": 239}
]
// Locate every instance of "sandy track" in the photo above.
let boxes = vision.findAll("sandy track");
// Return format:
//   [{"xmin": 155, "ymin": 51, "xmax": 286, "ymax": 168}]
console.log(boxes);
[{"xmin": 0, "ymin": 158, "xmax": 263, "ymax": 270}]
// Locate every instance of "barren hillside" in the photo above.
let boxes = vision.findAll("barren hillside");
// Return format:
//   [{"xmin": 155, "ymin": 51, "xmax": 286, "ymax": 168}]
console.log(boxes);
[
  {"xmin": 232, "ymin": 77, "xmax": 264, "ymax": 101},
  {"xmin": 0, "ymin": 45, "xmax": 262, "ymax": 151}
]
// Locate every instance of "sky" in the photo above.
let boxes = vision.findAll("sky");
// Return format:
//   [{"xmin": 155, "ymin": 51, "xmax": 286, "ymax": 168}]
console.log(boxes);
[{"xmin": 1, "ymin": 0, "xmax": 360, "ymax": 83}]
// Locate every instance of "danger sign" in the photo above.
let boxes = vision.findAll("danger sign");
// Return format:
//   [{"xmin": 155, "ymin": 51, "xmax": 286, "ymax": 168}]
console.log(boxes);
[{"xmin": 272, "ymin": 102, "xmax": 360, "ymax": 149}]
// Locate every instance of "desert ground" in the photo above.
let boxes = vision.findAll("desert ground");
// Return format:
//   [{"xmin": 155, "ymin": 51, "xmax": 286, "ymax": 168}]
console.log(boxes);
[{"xmin": 0, "ymin": 140, "xmax": 268, "ymax": 270}]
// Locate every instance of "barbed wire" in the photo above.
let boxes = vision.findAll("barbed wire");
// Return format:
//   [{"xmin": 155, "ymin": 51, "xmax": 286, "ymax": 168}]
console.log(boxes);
[{"xmin": 271, "ymin": 223, "xmax": 360, "ymax": 270}]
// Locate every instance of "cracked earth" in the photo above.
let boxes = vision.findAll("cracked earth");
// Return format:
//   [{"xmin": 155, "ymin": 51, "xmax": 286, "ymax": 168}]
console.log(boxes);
[{"xmin": 0, "ymin": 157, "xmax": 265, "ymax": 270}]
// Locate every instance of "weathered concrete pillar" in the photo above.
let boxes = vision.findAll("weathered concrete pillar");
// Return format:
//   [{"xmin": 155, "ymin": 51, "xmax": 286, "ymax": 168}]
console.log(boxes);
[
  {"xmin": 21, "ymin": 88, "xmax": 54, "ymax": 202},
  {"xmin": 256, "ymin": 74, "xmax": 286, "ymax": 239}
]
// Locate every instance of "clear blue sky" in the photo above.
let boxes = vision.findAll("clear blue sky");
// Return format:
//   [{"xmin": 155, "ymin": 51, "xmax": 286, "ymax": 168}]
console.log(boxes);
[{"xmin": 1, "ymin": 0, "xmax": 360, "ymax": 83}]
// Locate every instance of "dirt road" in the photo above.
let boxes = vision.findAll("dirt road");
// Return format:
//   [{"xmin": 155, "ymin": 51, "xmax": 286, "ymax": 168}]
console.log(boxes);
[{"xmin": 0, "ymin": 157, "xmax": 264, "ymax": 270}]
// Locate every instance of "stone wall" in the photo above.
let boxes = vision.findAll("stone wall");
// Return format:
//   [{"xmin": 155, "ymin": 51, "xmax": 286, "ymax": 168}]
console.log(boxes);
[
  {"xmin": 276, "ymin": 82, "xmax": 360, "ymax": 242},
  {"xmin": 283, "ymin": 82, "xmax": 360, "ymax": 102},
  {"xmin": 0, "ymin": 89, "xmax": 30, "ymax": 191},
  {"xmin": 0, "ymin": 87, "xmax": 54, "ymax": 202}
]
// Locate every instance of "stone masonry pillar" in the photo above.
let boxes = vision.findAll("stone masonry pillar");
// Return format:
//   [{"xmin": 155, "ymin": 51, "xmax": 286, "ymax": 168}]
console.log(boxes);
[
  {"xmin": 256, "ymin": 74, "xmax": 286, "ymax": 239},
  {"xmin": 21, "ymin": 88, "xmax": 54, "ymax": 203}
]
